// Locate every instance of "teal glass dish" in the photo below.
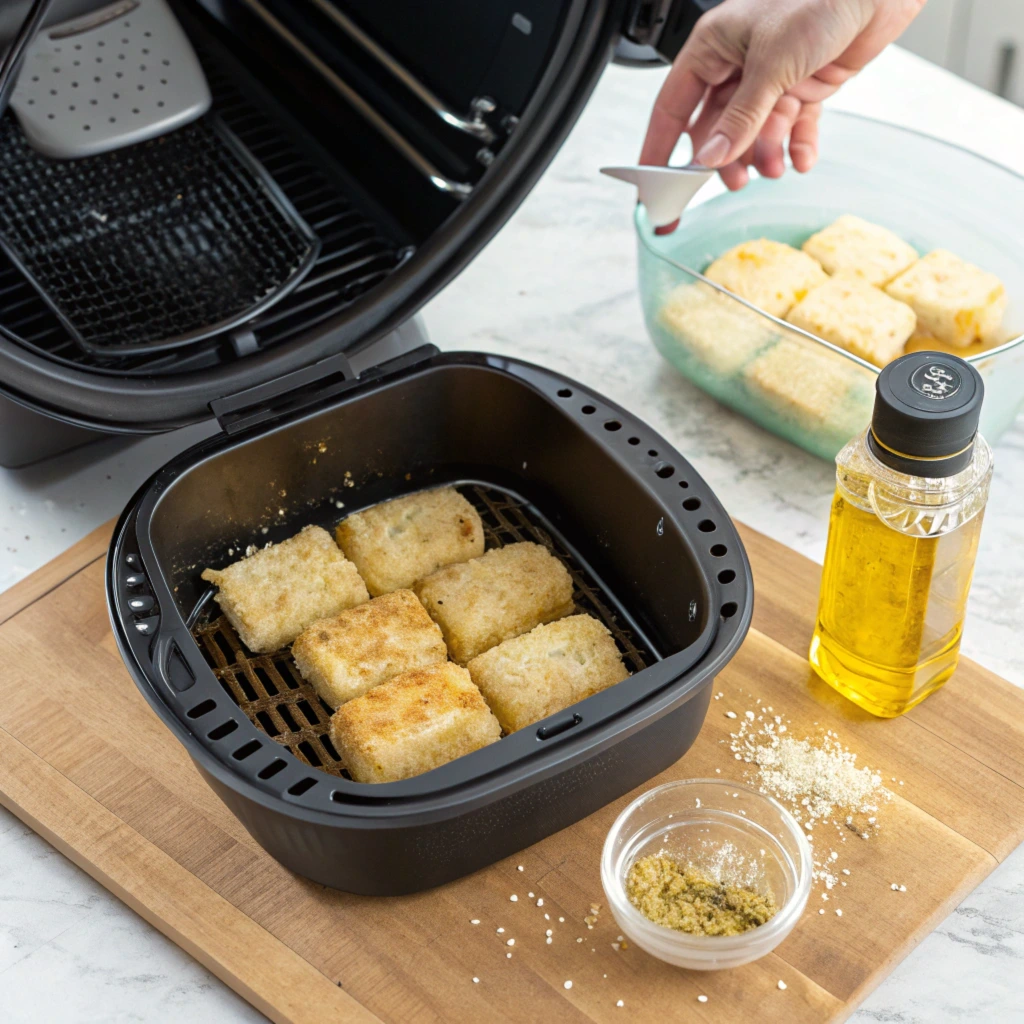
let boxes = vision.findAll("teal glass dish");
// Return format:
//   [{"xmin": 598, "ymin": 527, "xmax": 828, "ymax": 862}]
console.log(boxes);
[{"xmin": 637, "ymin": 111, "xmax": 1024, "ymax": 461}]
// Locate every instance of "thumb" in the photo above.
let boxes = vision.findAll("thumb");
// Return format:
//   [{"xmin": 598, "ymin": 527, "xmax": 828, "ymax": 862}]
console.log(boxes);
[{"xmin": 694, "ymin": 61, "xmax": 786, "ymax": 168}]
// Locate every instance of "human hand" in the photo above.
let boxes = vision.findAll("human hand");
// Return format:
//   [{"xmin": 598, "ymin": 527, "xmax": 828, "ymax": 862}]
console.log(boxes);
[{"xmin": 640, "ymin": 0, "xmax": 925, "ymax": 192}]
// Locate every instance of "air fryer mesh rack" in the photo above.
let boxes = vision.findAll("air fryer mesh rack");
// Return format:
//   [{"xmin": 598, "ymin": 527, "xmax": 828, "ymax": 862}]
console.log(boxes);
[
  {"xmin": 0, "ymin": 43, "xmax": 409, "ymax": 372},
  {"xmin": 0, "ymin": 116, "xmax": 317, "ymax": 355},
  {"xmin": 191, "ymin": 485, "xmax": 655, "ymax": 780}
]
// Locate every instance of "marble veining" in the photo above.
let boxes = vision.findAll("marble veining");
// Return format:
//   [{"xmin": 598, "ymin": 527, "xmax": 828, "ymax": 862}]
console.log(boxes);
[{"xmin": 1, "ymin": 44, "xmax": 1023, "ymax": 1024}]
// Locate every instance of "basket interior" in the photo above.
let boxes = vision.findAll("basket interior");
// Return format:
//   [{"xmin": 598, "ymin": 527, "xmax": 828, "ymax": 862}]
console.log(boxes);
[
  {"xmin": 137, "ymin": 357, "xmax": 726, "ymax": 798},
  {"xmin": 191, "ymin": 483, "xmax": 656, "ymax": 780}
]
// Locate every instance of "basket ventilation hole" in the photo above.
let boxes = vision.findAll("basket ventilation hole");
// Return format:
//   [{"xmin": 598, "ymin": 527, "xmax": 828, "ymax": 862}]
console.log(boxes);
[
  {"xmin": 232, "ymin": 740, "xmax": 262, "ymax": 761},
  {"xmin": 186, "ymin": 699, "xmax": 216, "ymax": 719},
  {"xmin": 710, "ymin": 543, "xmax": 728, "ymax": 557},
  {"xmin": 678, "ymin": 479, "xmax": 689, "ymax": 489},
  {"xmin": 721, "ymin": 601, "xmax": 739, "ymax": 619},
  {"xmin": 208, "ymin": 720, "xmax": 238, "ymax": 741},
  {"xmin": 603, "ymin": 420, "xmax": 622, "ymax": 432},
  {"xmin": 647, "ymin": 449, "xmax": 658, "ymax": 457},
  {"xmin": 698, "ymin": 519, "xmax": 717, "ymax": 533},
  {"xmin": 297, "ymin": 740, "xmax": 322, "ymax": 767},
  {"xmin": 297, "ymin": 699, "xmax": 319, "ymax": 726},
  {"xmin": 581, "ymin": 405, "xmax": 596, "ymax": 415},
  {"xmin": 258, "ymin": 759, "xmax": 287, "ymax": 780},
  {"xmin": 255, "ymin": 710, "xmax": 280, "ymax": 736},
  {"xmin": 557, "ymin": 388, "xmax": 572, "ymax": 398},
  {"xmin": 655, "ymin": 463, "xmax": 675, "ymax": 479},
  {"xmin": 682, "ymin": 497, "xmax": 701, "ymax": 511},
  {"xmin": 718, "ymin": 569, "xmax": 736, "ymax": 584},
  {"xmin": 288, "ymin": 777, "xmax": 317, "ymax": 797},
  {"xmin": 627, "ymin": 437, "xmax": 640, "ymax": 446}
]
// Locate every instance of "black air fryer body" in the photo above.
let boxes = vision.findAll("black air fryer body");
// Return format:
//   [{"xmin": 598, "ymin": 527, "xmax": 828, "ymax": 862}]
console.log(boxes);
[
  {"xmin": 0, "ymin": 0, "xmax": 751, "ymax": 893},
  {"xmin": 0, "ymin": 0, "xmax": 708, "ymax": 466},
  {"xmin": 109, "ymin": 349, "xmax": 752, "ymax": 894}
]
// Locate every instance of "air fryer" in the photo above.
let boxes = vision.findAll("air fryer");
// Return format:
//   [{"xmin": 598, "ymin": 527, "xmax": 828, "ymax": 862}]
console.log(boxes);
[
  {"xmin": 108, "ymin": 349, "xmax": 753, "ymax": 894},
  {"xmin": 0, "ymin": 0, "xmax": 713, "ymax": 466},
  {"xmin": 0, "ymin": 0, "xmax": 754, "ymax": 894}
]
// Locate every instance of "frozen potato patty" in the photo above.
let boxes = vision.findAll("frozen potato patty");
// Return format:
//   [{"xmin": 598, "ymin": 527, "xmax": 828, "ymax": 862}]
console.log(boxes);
[
  {"xmin": 802, "ymin": 214, "xmax": 918, "ymax": 286},
  {"xmin": 468, "ymin": 614, "xmax": 629, "ymax": 733},
  {"xmin": 786, "ymin": 273, "xmax": 916, "ymax": 367},
  {"xmin": 415, "ymin": 541, "xmax": 574, "ymax": 664},
  {"xmin": 292, "ymin": 589, "xmax": 447, "ymax": 708},
  {"xmin": 704, "ymin": 239, "xmax": 828, "ymax": 318},
  {"xmin": 658, "ymin": 282, "xmax": 776, "ymax": 375},
  {"xmin": 330, "ymin": 662, "xmax": 501, "ymax": 783},
  {"xmin": 885, "ymin": 250, "xmax": 1007, "ymax": 348},
  {"xmin": 201, "ymin": 525, "xmax": 368, "ymax": 653},
  {"xmin": 742, "ymin": 340, "xmax": 872, "ymax": 437},
  {"xmin": 336, "ymin": 486, "xmax": 484, "ymax": 596}
]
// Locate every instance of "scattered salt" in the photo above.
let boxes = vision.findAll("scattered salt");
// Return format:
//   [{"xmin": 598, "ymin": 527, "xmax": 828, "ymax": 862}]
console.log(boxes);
[
  {"xmin": 564, "ymin": 981, "xmax": 573, "ymax": 990},
  {"xmin": 698, "ymin": 995, "xmax": 708, "ymax": 1003},
  {"xmin": 778, "ymin": 980, "xmax": 787, "ymax": 991},
  {"xmin": 617, "ymin": 1000, "xmax": 625, "ymax": 1007},
  {"xmin": 473, "ymin": 977, "xmax": 479, "ymax": 984},
  {"xmin": 726, "ymin": 711, "xmax": 738, "ymax": 719},
  {"xmin": 470, "ymin": 919, "xmax": 480, "ymax": 925},
  {"xmin": 510, "ymin": 895, "xmax": 518, "ymax": 902}
]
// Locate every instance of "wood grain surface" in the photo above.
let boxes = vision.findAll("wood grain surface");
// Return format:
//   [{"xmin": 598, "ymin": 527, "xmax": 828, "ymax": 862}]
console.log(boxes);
[{"xmin": 0, "ymin": 519, "xmax": 1021, "ymax": 1024}]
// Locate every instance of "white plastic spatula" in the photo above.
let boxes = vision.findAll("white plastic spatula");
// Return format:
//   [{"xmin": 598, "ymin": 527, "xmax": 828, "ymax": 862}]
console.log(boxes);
[{"xmin": 600, "ymin": 164, "xmax": 715, "ymax": 228}]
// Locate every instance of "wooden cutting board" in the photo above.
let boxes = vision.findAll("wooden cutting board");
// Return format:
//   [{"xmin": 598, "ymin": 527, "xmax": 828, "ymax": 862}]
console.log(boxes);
[{"xmin": 1, "ymin": 518, "xmax": 1023, "ymax": 1024}]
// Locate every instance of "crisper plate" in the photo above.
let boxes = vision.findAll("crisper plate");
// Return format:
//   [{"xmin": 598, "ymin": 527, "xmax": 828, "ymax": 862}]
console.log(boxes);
[
  {"xmin": 9, "ymin": 0, "xmax": 211, "ymax": 159},
  {"xmin": 0, "ymin": 115, "xmax": 321, "ymax": 356}
]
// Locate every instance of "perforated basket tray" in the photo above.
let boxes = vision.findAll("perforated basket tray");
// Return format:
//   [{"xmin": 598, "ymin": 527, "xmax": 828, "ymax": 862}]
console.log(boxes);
[{"xmin": 108, "ymin": 348, "xmax": 752, "ymax": 894}]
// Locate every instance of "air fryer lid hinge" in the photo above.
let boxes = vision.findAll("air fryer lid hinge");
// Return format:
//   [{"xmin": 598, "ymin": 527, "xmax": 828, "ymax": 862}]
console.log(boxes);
[
  {"xmin": 209, "ymin": 345, "xmax": 438, "ymax": 435},
  {"xmin": 210, "ymin": 350, "xmax": 355, "ymax": 435}
]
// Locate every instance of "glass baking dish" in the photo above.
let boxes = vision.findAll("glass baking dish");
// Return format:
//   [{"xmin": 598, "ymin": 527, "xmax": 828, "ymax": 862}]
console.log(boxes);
[{"xmin": 637, "ymin": 111, "xmax": 1024, "ymax": 461}]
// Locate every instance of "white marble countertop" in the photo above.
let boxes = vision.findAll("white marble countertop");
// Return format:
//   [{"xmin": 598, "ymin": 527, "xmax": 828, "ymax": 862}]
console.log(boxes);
[{"xmin": 2, "ymin": 43, "xmax": 1023, "ymax": 1024}]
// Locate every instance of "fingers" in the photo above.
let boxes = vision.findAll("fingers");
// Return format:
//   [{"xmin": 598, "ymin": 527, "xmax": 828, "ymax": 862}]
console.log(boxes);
[
  {"xmin": 789, "ymin": 101, "xmax": 821, "ymax": 173},
  {"xmin": 719, "ymin": 155, "xmax": 752, "ymax": 191},
  {"xmin": 693, "ymin": 48, "xmax": 790, "ymax": 168},
  {"xmin": 639, "ymin": 66, "xmax": 708, "ymax": 165},
  {"xmin": 752, "ymin": 94, "xmax": 801, "ymax": 179},
  {"xmin": 687, "ymin": 77, "xmax": 738, "ymax": 155}
]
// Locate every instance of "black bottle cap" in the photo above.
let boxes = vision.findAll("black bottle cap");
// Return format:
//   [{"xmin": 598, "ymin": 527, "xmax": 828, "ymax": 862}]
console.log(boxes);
[{"xmin": 867, "ymin": 351, "xmax": 984, "ymax": 478}]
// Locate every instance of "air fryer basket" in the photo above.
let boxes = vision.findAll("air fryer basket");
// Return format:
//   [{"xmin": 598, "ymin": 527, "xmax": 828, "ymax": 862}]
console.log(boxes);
[{"xmin": 109, "ymin": 349, "xmax": 752, "ymax": 894}]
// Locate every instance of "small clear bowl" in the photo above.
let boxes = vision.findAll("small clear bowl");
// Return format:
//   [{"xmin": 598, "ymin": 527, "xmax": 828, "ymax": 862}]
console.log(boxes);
[
  {"xmin": 637, "ymin": 110, "xmax": 1024, "ymax": 461},
  {"xmin": 601, "ymin": 779, "xmax": 812, "ymax": 970}
]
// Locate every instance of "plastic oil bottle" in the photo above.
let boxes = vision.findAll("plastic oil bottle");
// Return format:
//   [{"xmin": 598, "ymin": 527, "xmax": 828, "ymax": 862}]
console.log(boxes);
[{"xmin": 809, "ymin": 352, "xmax": 992, "ymax": 718}]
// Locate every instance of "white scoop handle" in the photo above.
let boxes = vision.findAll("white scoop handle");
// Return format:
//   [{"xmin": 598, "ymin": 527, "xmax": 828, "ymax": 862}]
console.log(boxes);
[{"xmin": 600, "ymin": 164, "xmax": 715, "ymax": 228}]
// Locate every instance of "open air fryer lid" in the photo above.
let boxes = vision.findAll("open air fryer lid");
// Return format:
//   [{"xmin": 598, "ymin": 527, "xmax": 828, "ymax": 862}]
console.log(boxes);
[{"xmin": 0, "ymin": 0, "xmax": 705, "ymax": 435}]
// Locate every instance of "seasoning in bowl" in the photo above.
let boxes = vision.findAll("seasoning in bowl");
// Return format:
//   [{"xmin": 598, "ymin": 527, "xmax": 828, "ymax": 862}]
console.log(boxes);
[{"xmin": 625, "ymin": 854, "xmax": 777, "ymax": 936}]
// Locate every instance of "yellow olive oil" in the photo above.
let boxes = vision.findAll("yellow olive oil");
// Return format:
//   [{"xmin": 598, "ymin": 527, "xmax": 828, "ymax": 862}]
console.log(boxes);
[
  {"xmin": 809, "ymin": 353, "xmax": 992, "ymax": 718},
  {"xmin": 810, "ymin": 492, "xmax": 985, "ymax": 717}
]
